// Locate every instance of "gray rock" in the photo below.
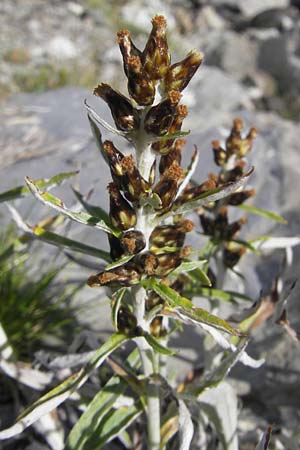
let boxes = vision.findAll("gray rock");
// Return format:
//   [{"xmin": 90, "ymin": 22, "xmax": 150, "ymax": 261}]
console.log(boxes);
[
  {"xmin": 210, "ymin": 0, "xmax": 289, "ymax": 17},
  {"xmin": 47, "ymin": 36, "xmax": 78, "ymax": 60},
  {"xmin": 202, "ymin": 30, "xmax": 258, "ymax": 80},
  {"xmin": 184, "ymin": 66, "xmax": 253, "ymax": 129},
  {"xmin": 257, "ymin": 30, "xmax": 300, "ymax": 91}
]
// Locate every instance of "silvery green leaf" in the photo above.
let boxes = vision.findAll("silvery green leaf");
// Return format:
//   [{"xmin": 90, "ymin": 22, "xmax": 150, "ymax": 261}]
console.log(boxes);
[
  {"xmin": 25, "ymin": 177, "xmax": 121, "ymax": 237},
  {"xmin": 0, "ymin": 333, "xmax": 128, "ymax": 440},
  {"xmin": 178, "ymin": 399, "xmax": 194, "ymax": 450},
  {"xmin": 83, "ymin": 404, "xmax": 142, "ymax": 449},
  {"xmin": 7, "ymin": 205, "xmax": 111, "ymax": 262},
  {"xmin": 0, "ymin": 171, "xmax": 78, "ymax": 203},
  {"xmin": 144, "ymin": 333, "xmax": 176, "ymax": 356},
  {"xmin": 105, "ymin": 254, "xmax": 135, "ymax": 271},
  {"xmin": 111, "ymin": 288, "xmax": 126, "ymax": 331},
  {"xmin": 162, "ymin": 168, "xmax": 254, "ymax": 218},
  {"xmin": 86, "ymin": 112, "xmax": 109, "ymax": 164},
  {"xmin": 65, "ymin": 378, "xmax": 136, "ymax": 450},
  {"xmin": 175, "ymin": 147, "xmax": 199, "ymax": 200},
  {"xmin": 189, "ymin": 341, "xmax": 249, "ymax": 395},
  {"xmin": 84, "ymin": 100, "xmax": 127, "ymax": 138},
  {"xmin": 237, "ymin": 204, "xmax": 287, "ymax": 224},
  {"xmin": 252, "ymin": 236, "xmax": 300, "ymax": 251},
  {"xmin": 149, "ymin": 280, "xmax": 242, "ymax": 336},
  {"xmin": 255, "ymin": 426, "xmax": 272, "ymax": 450},
  {"xmin": 199, "ymin": 323, "xmax": 264, "ymax": 368},
  {"xmin": 72, "ymin": 187, "xmax": 110, "ymax": 223},
  {"xmin": 199, "ymin": 382, "xmax": 238, "ymax": 450},
  {"xmin": 184, "ymin": 287, "xmax": 253, "ymax": 303}
]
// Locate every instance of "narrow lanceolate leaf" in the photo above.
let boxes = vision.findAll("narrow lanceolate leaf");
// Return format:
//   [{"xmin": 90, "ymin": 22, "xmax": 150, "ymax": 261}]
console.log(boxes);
[
  {"xmin": 112, "ymin": 288, "xmax": 127, "ymax": 330},
  {"xmin": 87, "ymin": 112, "xmax": 109, "ymax": 164},
  {"xmin": 84, "ymin": 100, "xmax": 127, "ymax": 138},
  {"xmin": 199, "ymin": 382, "xmax": 238, "ymax": 450},
  {"xmin": 72, "ymin": 187, "xmax": 110, "ymax": 223},
  {"xmin": 164, "ymin": 168, "xmax": 254, "ymax": 217},
  {"xmin": 144, "ymin": 333, "xmax": 176, "ymax": 356},
  {"xmin": 105, "ymin": 254, "xmax": 135, "ymax": 271},
  {"xmin": 0, "ymin": 333, "xmax": 128, "ymax": 440},
  {"xmin": 255, "ymin": 426, "xmax": 272, "ymax": 450},
  {"xmin": 198, "ymin": 323, "xmax": 264, "ymax": 368},
  {"xmin": 178, "ymin": 400, "xmax": 194, "ymax": 450},
  {"xmin": 252, "ymin": 236, "xmax": 300, "ymax": 251},
  {"xmin": 7, "ymin": 205, "xmax": 111, "ymax": 262},
  {"xmin": 149, "ymin": 281, "xmax": 263, "ymax": 367},
  {"xmin": 169, "ymin": 260, "xmax": 207, "ymax": 278},
  {"xmin": 175, "ymin": 147, "xmax": 199, "ymax": 200},
  {"xmin": 237, "ymin": 204, "xmax": 287, "ymax": 224},
  {"xmin": 160, "ymin": 416, "xmax": 179, "ymax": 450},
  {"xmin": 149, "ymin": 280, "xmax": 242, "ymax": 336},
  {"xmin": 65, "ymin": 350, "xmax": 141, "ymax": 450},
  {"xmin": 80, "ymin": 403, "xmax": 142, "ymax": 450},
  {"xmin": 32, "ymin": 227, "xmax": 112, "ymax": 261},
  {"xmin": 152, "ymin": 130, "xmax": 190, "ymax": 142},
  {"xmin": 188, "ymin": 341, "xmax": 249, "ymax": 396},
  {"xmin": 0, "ymin": 171, "xmax": 78, "ymax": 203},
  {"xmin": 25, "ymin": 177, "xmax": 121, "ymax": 237},
  {"xmin": 184, "ymin": 287, "xmax": 253, "ymax": 303},
  {"xmin": 162, "ymin": 306, "xmax": 242, "ymax": 337}
]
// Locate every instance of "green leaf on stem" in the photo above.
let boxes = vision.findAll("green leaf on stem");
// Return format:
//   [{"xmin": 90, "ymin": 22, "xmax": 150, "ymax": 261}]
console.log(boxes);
[
  {"xmin": 87, "ymin": 112, "xmax": 109, "ymax": 164},
  {"xmin": 34, "ymin": 226, "xmax": 111, "ymax": 261},
  {"xmin": 111, "ymin": 288, "xmax": 126, "ymax": 330},
  {"xmin": 184, "ymin": 287, "xmax": 253, "ymax": 303},
  {"xmin": 72, "ymin": 187, "xmax": 110, "ymax": 223},
  {"xmin": 7, "ymin": 204, "xmax": 112, "ymax": 261},
  {"xmin": 152, "ymin": 130, "xmax": 190, "ymax": 142},
  {"xmin": 169, "ymin": 260, "xmax": 207, "ymax": 277},
  {"xmin": 144, "ymin": 333, "xmax": 176, "ymax": 355},
  {"xmin": 105, "ymin": 254, "xmax": 135, "ymax": 271},
  {"xmin": 237, "ymin": 203, "xmax": 287, "ymax": 224},
  {"xmin": 82, "ymin": 404, "xmax": 142, "ymax": 450},
  {"xmin": 0, "ymin": 333, "xmax": 128, "ymax": 440},
  {"xmin": 0, "ymin": 171, "xmax": 78, "ymax": 203},
  {"xmin": 160, "ymin": 168, "xmax": 254, "ymax": 218},
  {"xmin": 25, "ymin": 177, "xmax": 121, "ymax": 237},
  {"xmin": 187, "ymin": 340, "xmax": 249, "ymax": 396},
  {"xmin": 149, "ymin": 279, "xmax": 242, "ymax": 336},
  {"xmin": 65, "ymin": 350, "xmax": 142, "ymax": 450}
]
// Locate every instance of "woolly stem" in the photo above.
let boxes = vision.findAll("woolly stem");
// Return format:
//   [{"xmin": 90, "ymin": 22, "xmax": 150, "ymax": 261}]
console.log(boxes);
[{"xmin": 132, "ymin": 127, "xmax": 161, "ymax": 450}]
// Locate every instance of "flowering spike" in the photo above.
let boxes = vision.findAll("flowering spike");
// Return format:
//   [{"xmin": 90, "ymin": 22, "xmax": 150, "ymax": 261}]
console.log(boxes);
[
  {"xmin": 108, "ymin": 182, "xmax": 136, "ymax": 230},
  {"xmin": 159, "ymin": 138, "xmax": 185, "ymax": 174},
  {"xmin": 94, "ymin": 83, "xmax": 140, "ymax": 131},
  {"xmin": 152, "ymin": 104, "xmax": 188, "ymax": 155},
  {"xmin": 164, "ymin": 49, "xmax": 203, "ymax": 92},
  {"xmin": 144, "ymin": 90, "xmax": 182, "ymax": 136},
  {"xmin": 142, "ymin": 15, "xmax": 170, "ymax": 80}
]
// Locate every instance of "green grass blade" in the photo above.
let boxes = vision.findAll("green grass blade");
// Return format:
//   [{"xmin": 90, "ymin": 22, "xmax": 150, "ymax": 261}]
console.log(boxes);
[
  {"xmin": 0, "ymin": 171, "xmax": 78, "ymax": 203},
  {"xmin": 0, "ymin": 333, "xmax": 128, "ymax": 440},
  {"xmin": 237, "ymin": 204, "xmax": 287, "ymax": 224},
  {"xmin": 25, "ymin": 177, "xmax": 121, "ymax": 237}
]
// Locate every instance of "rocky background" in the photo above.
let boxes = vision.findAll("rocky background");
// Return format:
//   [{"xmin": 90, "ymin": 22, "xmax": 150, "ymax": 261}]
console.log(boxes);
[{"xmin": 1, "ymin": 0, "xmax": 300, "ymax": 449}]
